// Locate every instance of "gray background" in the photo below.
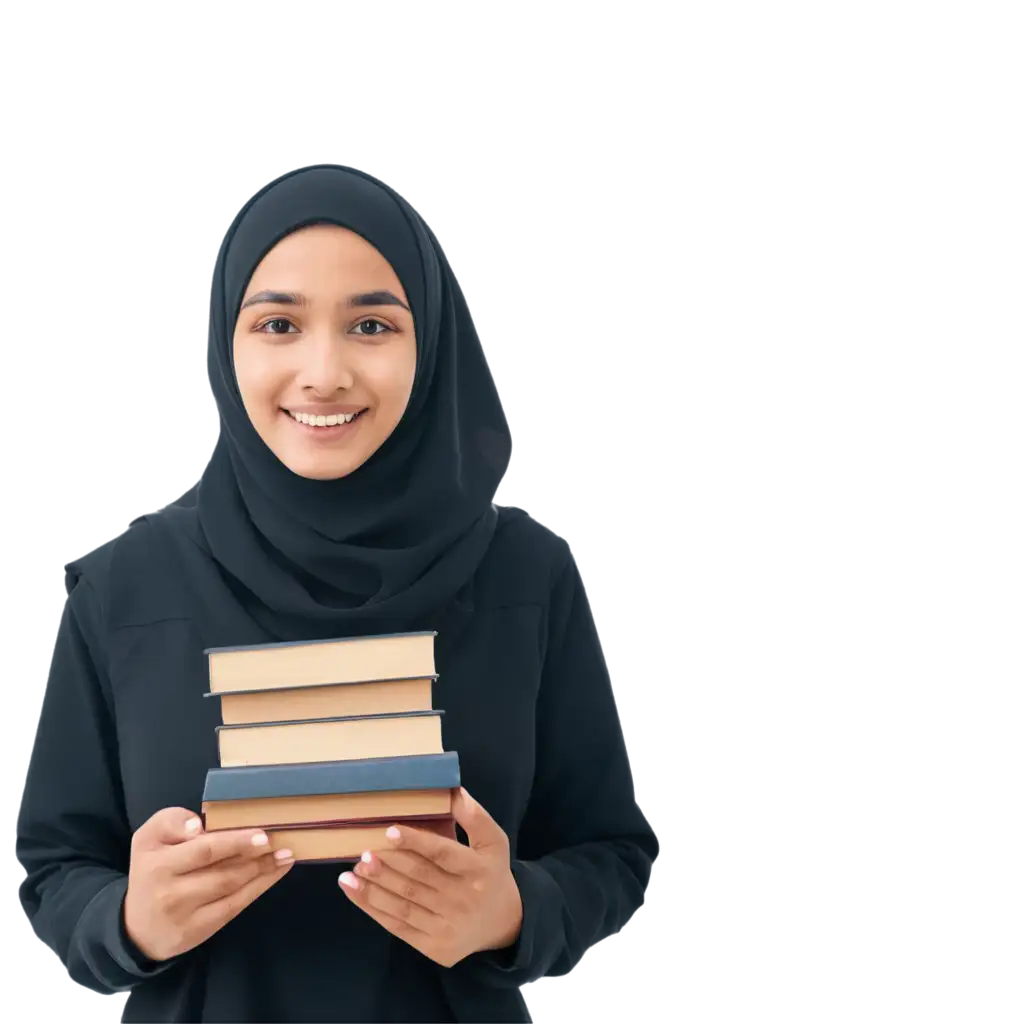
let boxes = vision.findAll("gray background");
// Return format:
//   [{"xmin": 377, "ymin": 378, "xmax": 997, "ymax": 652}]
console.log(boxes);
[{"xmin": 2, "ymin": 8, "xmax": 1024, "ymax": 1024}]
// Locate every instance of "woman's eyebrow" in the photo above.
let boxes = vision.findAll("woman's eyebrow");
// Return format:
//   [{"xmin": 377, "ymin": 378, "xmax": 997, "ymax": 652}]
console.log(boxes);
[{"xmin": 239, "ymin": 289, "xmax": 410, "ymax": 312}]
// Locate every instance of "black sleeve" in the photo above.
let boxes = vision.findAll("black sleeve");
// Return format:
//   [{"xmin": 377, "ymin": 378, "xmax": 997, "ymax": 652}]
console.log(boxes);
[
  {"xmin": 15, "ymin": 573, "xmax": 179, "ymax": 993},
  {"xmin": 456, "ymin": 547, "xmax": 659, "ymax": 986}
]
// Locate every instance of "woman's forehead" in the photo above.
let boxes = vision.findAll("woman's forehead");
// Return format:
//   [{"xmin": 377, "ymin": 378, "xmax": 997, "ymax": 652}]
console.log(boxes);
[
  {"xmin": 255, "ymin": 226, "xmax": 394, "ymax": 271},
  {"xmin": 221, "ymin": 167, "xmax": 430, "ymax": 328},
  {"xmin": 244, "ymin": 226, "xmax": 408, "ymax": 297},
  {"xmin": 233, "ymin": 235, "xmax": 419, "ymax": 343}
]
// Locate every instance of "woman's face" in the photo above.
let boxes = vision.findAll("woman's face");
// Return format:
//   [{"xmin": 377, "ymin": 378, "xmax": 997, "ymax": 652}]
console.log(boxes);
[{"xmin": 233, "ymin": 224, "xmax": 417, "ymax": 481}]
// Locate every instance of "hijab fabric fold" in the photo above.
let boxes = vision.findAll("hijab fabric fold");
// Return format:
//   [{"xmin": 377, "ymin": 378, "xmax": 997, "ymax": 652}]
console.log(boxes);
[{"xmin": 172, "ymin": 164, "xmax": 511, "ymax": 638}]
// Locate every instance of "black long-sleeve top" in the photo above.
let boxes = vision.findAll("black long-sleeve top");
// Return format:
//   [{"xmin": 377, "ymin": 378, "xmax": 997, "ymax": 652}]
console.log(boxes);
[{"xmin": 16, "ymin": 504, "xmax": 658, "ymax": 1022}]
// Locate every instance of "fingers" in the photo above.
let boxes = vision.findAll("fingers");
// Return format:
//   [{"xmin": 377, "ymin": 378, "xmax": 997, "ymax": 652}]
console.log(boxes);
[
  {"xmin": 339, "ymin": 869, "xmax": 442, "ymax": 936},
  {"xmin": 166, "ymin": 828, "xmax": 277, "ymax": 875},
  {"xmin": 374, "ymin": 847, "xmax": 460, "ymax": 891},
  {"xmin": 354, "ymin": 851, "xmax": 448, "ymax": 914},
  {"xmin": 450, "ymin": 788, "xmax": 508, "ymax": 851},
  {"xmin": 134, "ymin": 807, "xmax": 206, "ymax": 851},
  {"xmin": 384, "ymin": 822, "xmax": 478, "ymax": 875},
  {"xmin": 180, "ymin": 847, "xmax": 293, "ymax": 907},
  {"xmin": 341, "ymin": 883, "xmax": 432, "ymax": 947},
  {"xmin": 136, "ymin": 808, "xmax": 276, "ymax": 875},
  {"xmin": 191, "ymin": 857, "xmax": 295, "ymax": 937}
]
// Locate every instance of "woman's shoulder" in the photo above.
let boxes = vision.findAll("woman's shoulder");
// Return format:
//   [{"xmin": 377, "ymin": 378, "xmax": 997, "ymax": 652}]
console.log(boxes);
[
  {"xmin": 475, "ymin": 505, "xmax": 574, "ymax": 606},
  {"xmin": 62, "ymin": 506, "xmax": 199, "ymax": 629}
]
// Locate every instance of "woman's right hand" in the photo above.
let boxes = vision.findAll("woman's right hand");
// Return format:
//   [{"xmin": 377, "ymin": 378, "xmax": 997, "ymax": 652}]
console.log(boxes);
[{"xmin": 123, "ymin": 806, "xmax": 294, "ymax": 962}]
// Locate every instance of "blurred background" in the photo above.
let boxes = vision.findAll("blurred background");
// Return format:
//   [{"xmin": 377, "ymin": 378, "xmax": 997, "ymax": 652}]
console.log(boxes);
[{"xmin": 1, "ymin": 2, "xmax": 1021, "ymax": 1021}]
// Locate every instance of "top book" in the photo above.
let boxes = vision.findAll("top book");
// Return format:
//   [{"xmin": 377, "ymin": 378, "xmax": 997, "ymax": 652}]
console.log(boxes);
[{"xmin": 204, "ymin": 631, "xmax": 437, "ymax": 695}]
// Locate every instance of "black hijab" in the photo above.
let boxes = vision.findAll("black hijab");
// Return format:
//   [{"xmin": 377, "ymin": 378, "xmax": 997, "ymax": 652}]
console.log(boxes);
[{"xmin": 165, "ymin": 164, "xmax": 511, "ymax": 640}]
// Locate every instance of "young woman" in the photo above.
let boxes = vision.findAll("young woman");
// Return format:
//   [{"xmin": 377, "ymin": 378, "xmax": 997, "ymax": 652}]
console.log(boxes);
[{"xmin": 16, "ymin": 164, "xmax": 658, "ymax": 1023}]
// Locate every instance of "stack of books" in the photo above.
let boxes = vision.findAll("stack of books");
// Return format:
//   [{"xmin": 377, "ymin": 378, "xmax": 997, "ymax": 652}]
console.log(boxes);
[{"xmin": 199, "ymin": 631, "xmax": 461, "ymax": 863}]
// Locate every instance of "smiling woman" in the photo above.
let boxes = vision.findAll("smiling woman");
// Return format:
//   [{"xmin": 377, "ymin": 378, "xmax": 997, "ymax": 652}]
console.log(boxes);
[
  {"xmin": 14, "ymin": 164, "xmax": 658, "ymax": 1024},
  {"xmin": 232, "ymin": 226, "xmax": 418, "ymax": 481}
]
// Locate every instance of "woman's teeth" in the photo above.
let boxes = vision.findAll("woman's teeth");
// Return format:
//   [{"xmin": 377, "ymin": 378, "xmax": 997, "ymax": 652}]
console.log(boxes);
[{"xmin": 287, "ymin": 410, "xmax": 362, "ymax": 427}]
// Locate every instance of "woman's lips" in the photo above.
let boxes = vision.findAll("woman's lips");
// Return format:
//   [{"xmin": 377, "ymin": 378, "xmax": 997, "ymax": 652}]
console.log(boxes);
[{"xmin": 282, "ymin": 408, "xmax": 368, "ymax": 442}]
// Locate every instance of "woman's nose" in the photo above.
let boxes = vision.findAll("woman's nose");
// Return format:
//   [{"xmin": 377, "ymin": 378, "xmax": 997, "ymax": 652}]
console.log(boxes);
[{"xmin": 298, "ymin": 331, "xmax": 355, "ymax": 394}]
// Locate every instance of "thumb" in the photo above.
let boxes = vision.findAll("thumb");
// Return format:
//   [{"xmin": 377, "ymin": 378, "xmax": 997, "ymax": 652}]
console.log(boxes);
[
  {"xmin": 451, "ymin": 788, "xmax": 506, "ymax": 851},
  {"xmin": 135, "ymin": 806, "xmax": 204, "ymax": 850}
]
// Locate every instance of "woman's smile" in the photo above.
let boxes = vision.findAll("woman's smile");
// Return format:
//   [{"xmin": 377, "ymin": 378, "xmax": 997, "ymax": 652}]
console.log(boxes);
[{"xmin": 281, "ymin": 405, "xmax": 370, "ymax": 443}]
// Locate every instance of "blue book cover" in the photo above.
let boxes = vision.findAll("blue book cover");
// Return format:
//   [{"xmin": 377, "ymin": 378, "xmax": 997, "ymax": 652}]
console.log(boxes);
[{"xmin": 202, "ymin": 750, "xmax": 461, "ymax": 802}]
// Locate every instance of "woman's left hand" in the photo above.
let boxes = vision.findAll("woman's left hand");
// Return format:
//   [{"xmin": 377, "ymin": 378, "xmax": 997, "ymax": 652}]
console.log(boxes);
[{"xmin": 338, "ymin": 787, "xmax": 523, "ymax": 968}]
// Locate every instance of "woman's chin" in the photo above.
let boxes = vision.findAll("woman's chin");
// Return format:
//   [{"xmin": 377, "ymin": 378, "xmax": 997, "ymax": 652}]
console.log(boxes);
[{"xmin": 277, "ymin": 446, "xmax": 366, "ymax": 481}]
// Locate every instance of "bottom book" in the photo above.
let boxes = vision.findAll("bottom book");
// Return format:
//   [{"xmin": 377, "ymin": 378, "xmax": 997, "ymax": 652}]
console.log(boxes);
[{"xmin": 261, "ymin": 816, "xmax": 457, "ymax": 863}]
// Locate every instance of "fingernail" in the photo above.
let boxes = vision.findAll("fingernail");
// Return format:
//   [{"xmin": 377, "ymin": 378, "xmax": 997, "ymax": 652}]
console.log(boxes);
[
  {"xmin": 385, "ymin": 826, "xmax": 401, "ymax": 842},
  {"xmin": 251, "ymin": 833, "xmax": 269, "ymax": 846},
  {"xmin": 273, "ymin": 848, "xmax": 293, "ymax": 862},
  {"xmin": 339, "ymin": 871, "xmax": 362, "ymax": 890},
  {"xmin": 184, "ymin": 817, "xmax": 202, "ymax": 835},
  {"xmin": 360, "ymin": 850, "xmax": 373, "ymax": 864}
]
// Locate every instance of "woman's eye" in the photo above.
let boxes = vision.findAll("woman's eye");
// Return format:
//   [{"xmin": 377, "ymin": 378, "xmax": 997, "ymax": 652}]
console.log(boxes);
[
  {"xmin": 257, "ymin": 318, "xmax": 297, "ymax": 335},
  {"xmin": 253, "ymin": 317, "xmax": 393, "ymax": 338},
  {"xmin": 353, "ymin": 318, "xmax": 393, "ymax": 338}
]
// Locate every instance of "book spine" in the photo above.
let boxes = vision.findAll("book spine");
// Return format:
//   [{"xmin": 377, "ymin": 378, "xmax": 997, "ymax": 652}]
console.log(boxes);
[
  {"xmin": 203, "ymin": 810, "xmax": 453, "ymax": 832},
  {"xmin": 202, "ymin": 751, "xmax": 462, "ymax": 802}
]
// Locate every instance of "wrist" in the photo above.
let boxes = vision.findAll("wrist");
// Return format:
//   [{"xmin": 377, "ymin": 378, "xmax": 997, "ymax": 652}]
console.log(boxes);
[
  {"xmin": 485, "ymin": 877, "xmax": 524, "ymax": 951},
  {"xmin": 121, "ymin": 893, "xmax": 162, "ymax": 964}
]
